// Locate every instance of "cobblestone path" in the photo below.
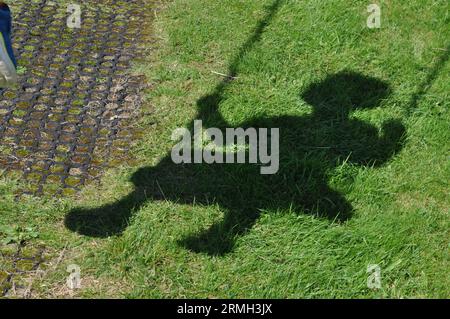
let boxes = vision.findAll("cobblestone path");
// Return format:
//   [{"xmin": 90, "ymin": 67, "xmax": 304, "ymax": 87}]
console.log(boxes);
[{"xmin": 0, "ymin": 0, "xmax": 155, "ymax": 195}]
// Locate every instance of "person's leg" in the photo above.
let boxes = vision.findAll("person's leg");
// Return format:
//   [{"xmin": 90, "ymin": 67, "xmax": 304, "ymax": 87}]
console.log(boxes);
[{"xmin": 0, "ymin": 1, "xmax": 17, "ymax": 88}]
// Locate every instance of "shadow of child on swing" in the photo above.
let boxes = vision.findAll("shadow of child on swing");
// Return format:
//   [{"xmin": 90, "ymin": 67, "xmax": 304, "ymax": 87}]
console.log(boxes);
[{"xmin": 65, "ymin": 0, "xmax": 406, "ymax": 256}]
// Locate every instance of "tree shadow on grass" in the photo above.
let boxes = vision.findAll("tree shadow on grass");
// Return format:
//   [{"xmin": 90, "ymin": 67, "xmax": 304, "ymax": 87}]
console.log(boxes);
[{"xmin": 65, "ymin": 0, "xmax": 408, "ymax": 255}]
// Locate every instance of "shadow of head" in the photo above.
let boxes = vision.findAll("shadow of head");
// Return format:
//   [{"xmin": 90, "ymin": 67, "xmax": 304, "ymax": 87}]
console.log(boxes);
[{"xmin": 302, "ymin": 71, "xmax": 391, "ymax": 118}]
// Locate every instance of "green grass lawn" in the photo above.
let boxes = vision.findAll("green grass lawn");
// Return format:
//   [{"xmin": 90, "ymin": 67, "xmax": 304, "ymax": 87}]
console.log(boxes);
[{"xmin": 1, "ymin": 0, "xmax": 449, "ymax": 298}]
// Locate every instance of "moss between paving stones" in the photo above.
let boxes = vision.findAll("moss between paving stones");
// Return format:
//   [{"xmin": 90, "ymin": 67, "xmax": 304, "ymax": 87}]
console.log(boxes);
[
  {"xmin": 0, "ymin": 0, "xmax": 157, "ymax": 195},
  {"xmin": 0, "ymin": 243, "xmax": 46, "ymax": 297}
]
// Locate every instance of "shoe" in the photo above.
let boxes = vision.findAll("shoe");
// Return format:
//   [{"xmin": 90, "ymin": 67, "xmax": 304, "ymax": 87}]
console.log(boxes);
[{"xmin": 0, "ymin": 2, "xmax": 17, "ymax": 88}]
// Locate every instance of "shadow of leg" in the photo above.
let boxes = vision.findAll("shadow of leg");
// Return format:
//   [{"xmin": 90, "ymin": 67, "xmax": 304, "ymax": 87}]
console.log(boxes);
[
  {"xmin": 179, "ymin": 206, "xmax": 260, "ymax": 256},
  {"xmin": 310, "ymin": 183, "xmax": 353, "ymax": 222}
]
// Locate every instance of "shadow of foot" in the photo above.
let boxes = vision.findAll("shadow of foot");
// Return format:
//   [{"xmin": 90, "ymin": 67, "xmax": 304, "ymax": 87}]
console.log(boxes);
[{"xmin": 64, "ymin": 192, "xmax": 142, "ymax": 237}]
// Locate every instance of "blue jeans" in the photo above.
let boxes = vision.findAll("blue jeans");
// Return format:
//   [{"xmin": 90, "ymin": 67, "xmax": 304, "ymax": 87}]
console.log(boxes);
[
  {"xmin": 0, "ymin": 3, "xmax": 17, "ymax": 89},
  {"xmin": 0, "ymin": 3, "xmax": 16, "ymax": 67}
]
